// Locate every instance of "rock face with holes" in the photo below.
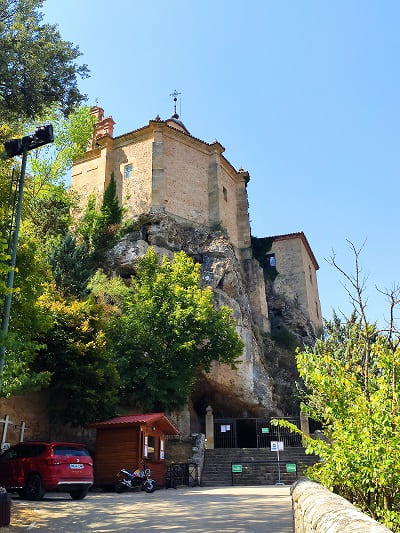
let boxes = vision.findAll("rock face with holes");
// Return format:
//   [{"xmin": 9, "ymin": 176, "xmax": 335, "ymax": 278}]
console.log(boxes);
[{"xmin": 105, "ymin": 213, "xmax": 277, "ymax": 416}]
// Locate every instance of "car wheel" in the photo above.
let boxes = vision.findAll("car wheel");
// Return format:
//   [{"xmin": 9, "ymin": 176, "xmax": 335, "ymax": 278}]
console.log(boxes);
[
  {"xmin": 25, "ymin": 474, "xmax": 45, "ymax": 501},
  {"xmin": 70, "ymin": 488, "xmax": 88, "ymax": 500}
]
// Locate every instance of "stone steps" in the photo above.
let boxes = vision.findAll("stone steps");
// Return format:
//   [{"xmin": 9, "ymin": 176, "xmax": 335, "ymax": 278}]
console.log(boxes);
[{"xmin": 201, "ymin": 447, "xmax": 319, "ymax": 487}]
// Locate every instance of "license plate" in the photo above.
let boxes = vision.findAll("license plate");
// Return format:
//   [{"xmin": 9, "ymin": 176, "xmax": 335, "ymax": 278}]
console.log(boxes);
[{"xmin": 69, "ymin": 463, "xmax": 84, "ymax": 469}]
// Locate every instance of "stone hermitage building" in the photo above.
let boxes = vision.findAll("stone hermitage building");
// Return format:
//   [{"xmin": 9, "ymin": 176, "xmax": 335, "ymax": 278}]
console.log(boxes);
[{"xmin": 71, "ymin": 106, "xmax": 322, "ymax": 423}]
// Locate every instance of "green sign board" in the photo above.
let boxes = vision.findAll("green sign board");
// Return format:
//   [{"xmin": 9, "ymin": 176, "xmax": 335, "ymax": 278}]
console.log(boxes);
[
  {"xmin": 286, "ymin": 463, "xmax": 297, "ymax": 473},
  {"xmin": 232, "ymin": 464, "xmax": 242, "ymax": 473},
  {"xmin": 261, "ymin": 427, "xmax": 270, "ymax": 434}
]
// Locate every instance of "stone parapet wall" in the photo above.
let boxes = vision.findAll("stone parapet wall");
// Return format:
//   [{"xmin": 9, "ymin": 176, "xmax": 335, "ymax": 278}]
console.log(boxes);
[{"xmin": 291, "ymin": 479, "xmax": 392, "ymax": 533}]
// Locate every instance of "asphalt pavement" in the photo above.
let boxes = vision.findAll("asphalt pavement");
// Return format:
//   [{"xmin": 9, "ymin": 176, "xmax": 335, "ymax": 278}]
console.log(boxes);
[{"xmin": 11, "ymin": 485, "xmax": 293, "ymax": 532}]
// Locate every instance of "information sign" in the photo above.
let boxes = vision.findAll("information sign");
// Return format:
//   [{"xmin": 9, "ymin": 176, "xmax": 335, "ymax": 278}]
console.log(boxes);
[
  {"xmin": 286, "ymin": 463, "xmax": 297, "ymax": 473},
  {"xmin": 232, "ymin": 464, "xmax": 242, "ymax": 473},
  {"xmin": 261, "ymin": 427, "xmax": 269, "ymax": 434}
]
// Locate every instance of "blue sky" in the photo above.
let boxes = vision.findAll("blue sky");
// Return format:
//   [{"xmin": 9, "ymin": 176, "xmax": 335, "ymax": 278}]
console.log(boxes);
[{"xmin": 43, "ymin": 0, "xmax": 399, "ymax": 326}]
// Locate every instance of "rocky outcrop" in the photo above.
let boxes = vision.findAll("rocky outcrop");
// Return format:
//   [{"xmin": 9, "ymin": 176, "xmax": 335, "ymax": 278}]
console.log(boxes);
[{"xmin": 105, "ymin": 213, "xmax": 276, "ymax": 417}]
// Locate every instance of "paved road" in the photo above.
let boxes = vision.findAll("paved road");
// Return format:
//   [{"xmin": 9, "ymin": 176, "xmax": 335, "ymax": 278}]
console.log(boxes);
[{"xmin": 11, "ymin": 485, "xmax": 293, "ymax": 532}]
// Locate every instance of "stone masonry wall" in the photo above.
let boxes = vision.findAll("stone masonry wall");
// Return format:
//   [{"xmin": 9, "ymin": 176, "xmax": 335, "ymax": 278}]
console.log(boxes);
[
  {"xmin": 299, "ymin": 242, "xmax": 322, "ymax": 328},
  {"xmin": 116, "ymin": 135, "xmax": 153, "ymax": 218},
  {"xmin": 291, "ymin": 479, "xmax": 392, "ymax": 533},
  {"xmin": 0, "ymin": 391, "xmax": 50, "ymax": 444},
  {"xmin": 271, "ymin": 237, "xmax": 322, "ymax": 331},
  {"xmin": 72, "ymin": 117, "xmax": 252, "ymax": 253},
  {"xmin": 163, "ymin": 133, "xmax": 210, "ymax": 226},
  {"xmin": 71, "ymin": 150, "xmax": 106, "ymax": 213},
  {"xmin": 218, "ymin": 161, "xmax": 240, "ymax": 248}
]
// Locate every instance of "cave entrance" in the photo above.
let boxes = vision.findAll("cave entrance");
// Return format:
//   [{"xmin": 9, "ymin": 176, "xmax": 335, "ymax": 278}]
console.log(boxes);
[
  {"xmin": 213, "ymin": 418, "xmax": 258, "ymax": 448},
  {"xmin": 236, "ymin": 419, "xmax": 257, "ymax": 448},
  {"xmin": 214, "ymin": 417, "xmax": 303, "ymax": 448}
]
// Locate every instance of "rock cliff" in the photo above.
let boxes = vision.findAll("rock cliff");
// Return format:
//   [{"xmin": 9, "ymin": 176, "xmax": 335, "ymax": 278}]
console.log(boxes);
[
  {"xmin": 104, "ymin": 213, "xmax": 318, "ymax": 422},
  {"xmin": 105, "ymin": 213, "xmax": 277, "ymax": 419}
]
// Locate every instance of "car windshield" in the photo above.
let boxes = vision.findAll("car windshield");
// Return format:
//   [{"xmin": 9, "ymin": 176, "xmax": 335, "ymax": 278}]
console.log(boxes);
[{"xmin": 53, "ymin": 446, "xmax": 90, "ymax": 456}]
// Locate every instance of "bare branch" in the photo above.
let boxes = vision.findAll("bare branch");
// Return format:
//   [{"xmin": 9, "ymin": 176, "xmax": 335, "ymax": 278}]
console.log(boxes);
[{"xmin": 327, "ymin": 239, "xmax": 372, "ymax": 400}]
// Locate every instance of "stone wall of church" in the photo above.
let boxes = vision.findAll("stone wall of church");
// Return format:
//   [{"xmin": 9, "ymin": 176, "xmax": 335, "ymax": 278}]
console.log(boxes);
[
  {"xmin": 72, "ymin": 114, "xmax": 252, "ymax": 253},
  {"xmin": 218, "ymin": 162, "xmax": 242, "ymax": 247},
  {"xmin": 162, "ymin": 133, "xmax": 210, "ymax": 226},
  {"xmin": 299, "ymin": 241, "xmax": 322, "ymax": 329},
  {"xmin": 271, "ymin": 237, "xmax": 322, "ymax": 331},
  {"xmin": 72, "ymin": 150, "xmax": 107, "ymax": 212},
  {"xmin": 115, "ymin": 135, "xmax": 153, "ymax": 218}
]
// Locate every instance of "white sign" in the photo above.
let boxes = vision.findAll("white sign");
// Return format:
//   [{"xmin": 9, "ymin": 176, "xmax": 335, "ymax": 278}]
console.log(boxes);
[
  {"xmin": 221, "ymin": 425, "xmax": 226, "ymax": 433},
  {"xmin": 271, "ymin": 441, "xmax": 284, "ymax": 451}
]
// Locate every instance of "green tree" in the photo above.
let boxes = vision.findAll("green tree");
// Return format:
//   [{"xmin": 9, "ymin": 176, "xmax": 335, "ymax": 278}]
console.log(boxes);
[
  {"xmin": 50, "ymin": 232, "xmax": 91, "ymax": 298},
  {"xmin": 0, "ymin": 106, "xmax": 95, "ymax": 396},
  {"xmin": 34, "ymin": 290, "xmax": 119, "ymax": 426},
  {"xmin": 273, "ymin": 242, "xmax": 400, "ymax": 531},
  {"xmin": 79, "ymin": 194, "xmax": 97, "ymax": 246},
  {"xmin": 290, "ymin": 316, "xmax": 400, "ymax": 531},
  {"xmin": 78, "ymin": 172, "xmax": 122, "ymax": 259},
  {"xmin": 99, "ymin": 171, "xmax": 122, "ymax": 227},
  {"xmin": 89, "ymin": 248, "xmax": 244, "ymax": 411},
  {"xmin": 0, "ymin": 0, "xmax": 89, "ymax": 122},
  {"xmin": 1, "ymin": 234, "xmax": 53, "ymax": 396}
]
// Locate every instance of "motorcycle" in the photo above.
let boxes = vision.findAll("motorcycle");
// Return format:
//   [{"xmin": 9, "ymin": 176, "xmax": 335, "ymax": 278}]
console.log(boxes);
[{"xmin": 115, "ymin": 461, "xmax": 156, "ymax": 493}]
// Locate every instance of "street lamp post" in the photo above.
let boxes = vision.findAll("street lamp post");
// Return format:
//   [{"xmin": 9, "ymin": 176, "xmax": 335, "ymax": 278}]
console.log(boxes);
[{"xmin": 0, "ymin": 125, "xmax": 54, "ymax": 392}]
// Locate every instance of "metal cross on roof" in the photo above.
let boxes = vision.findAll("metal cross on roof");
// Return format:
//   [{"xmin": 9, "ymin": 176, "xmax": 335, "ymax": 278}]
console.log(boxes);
[{"xmin": 169, "ymin": 89, "xmax": 181, "ymax": 114}]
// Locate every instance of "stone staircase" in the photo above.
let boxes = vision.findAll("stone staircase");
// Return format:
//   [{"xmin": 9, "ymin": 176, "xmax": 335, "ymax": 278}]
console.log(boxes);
[{"xmin": 201, "ymin": 447, "xmax": 319, "ymax": 487}]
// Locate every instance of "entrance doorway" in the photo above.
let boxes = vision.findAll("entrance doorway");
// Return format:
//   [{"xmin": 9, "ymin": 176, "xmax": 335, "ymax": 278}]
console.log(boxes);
[
  {"xmin": 236, "ymin": 419, "xmax": 257, "ymax": 448},
  {"xmin": 214, "ymin": 417, "xmax": 302, "ymax": 448}
]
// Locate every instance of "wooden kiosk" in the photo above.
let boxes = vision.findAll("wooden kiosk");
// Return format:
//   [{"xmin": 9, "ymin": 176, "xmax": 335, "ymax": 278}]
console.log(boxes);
[{"xmin": 91, "ymin": 413, "xmax": 178, "ymax": 488}]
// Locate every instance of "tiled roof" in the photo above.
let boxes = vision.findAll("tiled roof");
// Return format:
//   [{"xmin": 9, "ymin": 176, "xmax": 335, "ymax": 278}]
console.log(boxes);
[{"xmin": 90, "ymin": 412, "xmax": 178, "ymax": 434}]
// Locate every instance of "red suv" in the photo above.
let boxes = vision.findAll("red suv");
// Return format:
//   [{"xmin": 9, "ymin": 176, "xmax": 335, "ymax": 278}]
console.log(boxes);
[{"xmin": 0, "ymin": 442, "xmax": 93, "ymax": 500}]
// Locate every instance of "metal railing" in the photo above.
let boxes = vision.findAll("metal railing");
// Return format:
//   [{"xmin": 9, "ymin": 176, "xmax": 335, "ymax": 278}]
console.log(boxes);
[
  {"xmin": 166, "ymin": 462, "xmax": 199, "ymax": 488},
  {"xmin": 214, "ymin": 417, "xmax": 302, "ymax": 448}
]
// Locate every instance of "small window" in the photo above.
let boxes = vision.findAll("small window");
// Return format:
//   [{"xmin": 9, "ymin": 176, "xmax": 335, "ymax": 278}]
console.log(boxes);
[
  {"xmin": 265, "ymin": 253, "xmax": 276, "ymax": 269},
  {"xmin": 160, "ymin": 439, "xmax": 165, "ymax": 460},
  {"xmin": 309, "ymin": 265, "xmax": 313, "ymax": 284},
  {"xmin": 124, "ymin": 163, "xmax": 133, "ymax": 179},
  {"xmin": 147, "ymin": 436, "xmax": 155, "ymax": 461},
  {"xmin": 222, "ymin": 186, "xmax": 227, "ymax": 202},
  {"xmin": 316, "ymin": 302, "xmax": 319, "ymax": 319}
]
